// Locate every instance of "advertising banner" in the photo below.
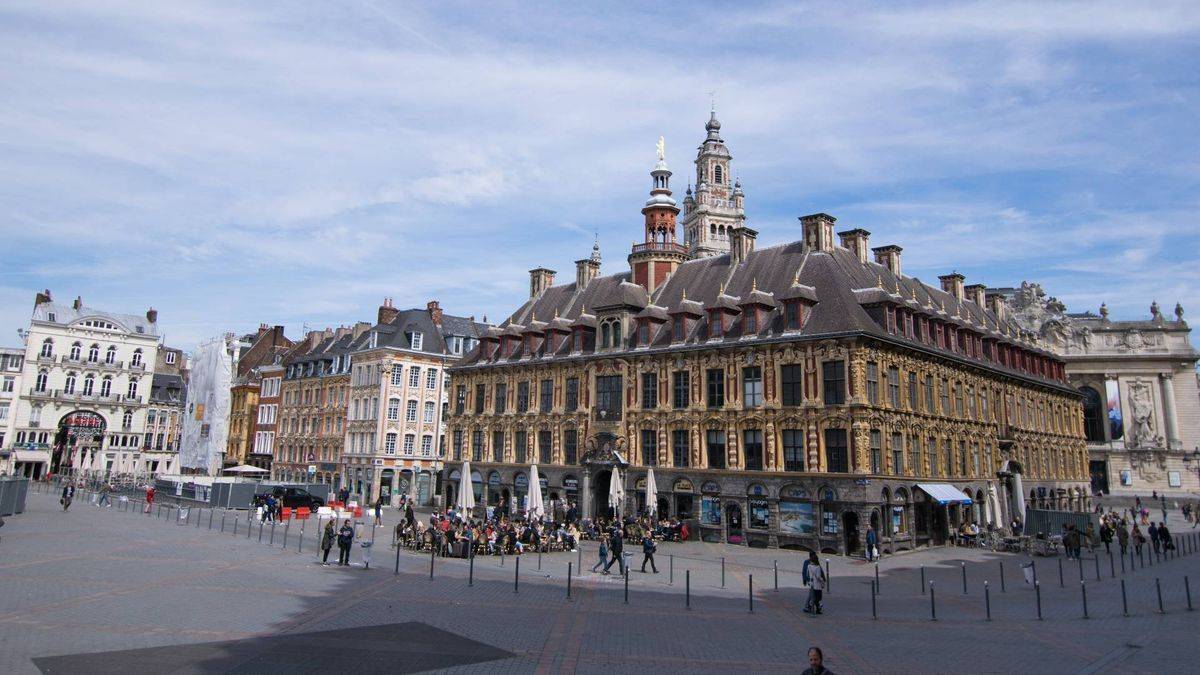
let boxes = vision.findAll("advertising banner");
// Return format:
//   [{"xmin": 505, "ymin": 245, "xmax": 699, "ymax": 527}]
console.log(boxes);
[
  {"xmin": 1106, "ymin": 380, "xmax": 1123, "ymax": 440},
  {"xmin": 779, "ymin": 501, "xmax": 815, "ymax": 535}
]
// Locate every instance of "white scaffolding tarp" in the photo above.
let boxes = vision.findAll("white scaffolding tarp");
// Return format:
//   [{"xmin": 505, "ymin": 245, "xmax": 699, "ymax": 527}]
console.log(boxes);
[{"xmin": 179, "ymin": 337, "xmax": 233, "ymax": 475}]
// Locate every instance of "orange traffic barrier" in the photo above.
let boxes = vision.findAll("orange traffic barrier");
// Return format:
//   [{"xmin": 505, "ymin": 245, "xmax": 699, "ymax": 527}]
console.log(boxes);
[
  {"xmin": 296, "ymin": 507, "xmax": 310, "ymax": 520},
  {"xmin": 281, "ymin": 507, "xmax": 292, "ymax": 520},
  {"xmin": 353, "ymin": 506, "xmax": 363, "ymax": 518}
]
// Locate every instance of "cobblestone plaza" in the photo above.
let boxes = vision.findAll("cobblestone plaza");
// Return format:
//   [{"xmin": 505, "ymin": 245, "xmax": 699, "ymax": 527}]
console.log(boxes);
[{"xmin": 2, "ymin": 490, "xmax": 1199, "ymax": 673}]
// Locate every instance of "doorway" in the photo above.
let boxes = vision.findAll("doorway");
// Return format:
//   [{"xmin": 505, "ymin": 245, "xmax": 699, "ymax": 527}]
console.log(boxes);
[
  {"xmin": 592, "ymin": 470, "xmax": 613, "ymax": 521},
  {"xmin": 842, "ymin": 511, "xmax": 860, "ymax": 555},
  {"xmin": 1089, "ymin": 460, "xmax": 1109, "ymax": 495},
  {"xmin": 931, "ymin": 505, "xmax": 948, "ymax": 545},
  {"xmin": 725, "ymin": 503, "xmax": 743, "ymax": 544}
]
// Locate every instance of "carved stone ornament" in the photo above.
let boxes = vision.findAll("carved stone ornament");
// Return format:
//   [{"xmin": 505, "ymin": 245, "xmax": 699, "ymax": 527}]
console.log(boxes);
[{"xmin": 1126, "ymin": 379, "xmax": 1161, "ymax": 449}]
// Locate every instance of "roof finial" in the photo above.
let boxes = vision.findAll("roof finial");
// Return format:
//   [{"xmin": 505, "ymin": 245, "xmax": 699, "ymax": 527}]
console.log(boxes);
[
  {"xmin": 656, "ymin": 135, "xmax": 665, "ymax": 162},
  {"xmin": 719, "ymin": 282, "xmax": 726, "ymax": 295},
  {"xmin": 681, "ymin": 289, "xmax": 688, "ymax": 302},
  {"xmin": 554, "ymin": 307, "xmax": 559, "ymax": 319},
  {"xmin": 751, "ymin": 278, "xmax": 758, "ymax": 292},
  {"xmin": 792, "ymin": 269, "xmax": 801, "ymax": 286},
  {"xmin": 876, "ymin": 273, "xmax": 883, "ymax": 288}
]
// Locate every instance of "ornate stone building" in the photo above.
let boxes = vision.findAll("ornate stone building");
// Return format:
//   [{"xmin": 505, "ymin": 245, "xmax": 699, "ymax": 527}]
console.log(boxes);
[
  {"xmin": 995, "ymin": 283, "xmax": 1199, "ymax": 497},
  {"xmin": 226, "ymin": 324, "xmax": 292, "ymax": 471},
  {"xmin": 273, "ymin": 326, "xmax": 357, "ymax": 488},
  {"xmin": 342, "ymin": 299, "xmax": 486, "ymax": 506},
  {"xmin": 680, "ymin": 110, "xmax": 747, "ymax": 259},
  {"xmin": 447, "ymin": 118, "xmax": 1088, "ymax": 554}
]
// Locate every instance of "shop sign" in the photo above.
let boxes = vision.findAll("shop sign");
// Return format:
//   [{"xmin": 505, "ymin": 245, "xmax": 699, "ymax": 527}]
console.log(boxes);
[
  {"xmin": 563, "ymin": 476, "xmax": 579, "ymax": 491},
  {"xmin": 673, "ymin": 478, "xmax": 694, "ymax": 492},
  {"xmin": 701, "ymin": 480, "xmax": 720, "ymax": 494}
]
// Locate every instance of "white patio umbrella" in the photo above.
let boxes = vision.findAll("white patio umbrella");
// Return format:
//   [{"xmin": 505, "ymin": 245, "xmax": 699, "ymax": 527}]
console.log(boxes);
[
  {"xmin": 456, "ymin": 461, "xmax": 475, "ymax": 515},
  {"xmin": 608, "ymin": 465, "xmax": 625, "ymax": 518},
  {"xmin": 224, "ymin": 464, "xmax": 269, "ymax": 474},
  {"xmin": 527, "ymin": 464, "xmax": 544, "ymax": 520},
  {"xmin": 645, "ymin": 468, "xmax": 659, "ymax": 518}
]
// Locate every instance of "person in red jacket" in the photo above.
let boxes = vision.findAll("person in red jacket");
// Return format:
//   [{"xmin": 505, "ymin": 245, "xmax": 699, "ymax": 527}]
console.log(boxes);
[{"xmin": 145, "ymin": 486, "xmax": 156, "ymax": 513}]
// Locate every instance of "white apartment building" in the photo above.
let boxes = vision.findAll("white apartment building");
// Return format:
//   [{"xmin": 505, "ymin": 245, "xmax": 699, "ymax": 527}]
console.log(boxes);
[
  {"xmin": 0, "ymin": 347, "xmax": 25, "ymax": 475},
  {"xmin": 8, "ymin": 290, "xmax": 177, "ymax": 479}
]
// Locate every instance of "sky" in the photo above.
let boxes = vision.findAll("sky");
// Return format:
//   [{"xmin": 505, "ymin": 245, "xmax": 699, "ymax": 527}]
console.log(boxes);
[{"xmin": 1, "ymin": 0, "xmax": 1198, "ymax": 349}]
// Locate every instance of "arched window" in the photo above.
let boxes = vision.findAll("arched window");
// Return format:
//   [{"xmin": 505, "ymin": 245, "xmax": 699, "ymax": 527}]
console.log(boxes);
[
  {"xmin": 35, "ymin": 369, "xmax": 48, "ymax": 392},
  {"xmin": 122, "ymin": 410, "xmax": 133, "ymax": 429},
  {"xmin": 127, "ymin": 378, "xmax": 138, "ymax": 399},
  {"xmin": 714, "ymin": 164, "xmax": 723, "ymax": 185},
  {"xmin": 1080, "ymin": 386, "xmax": 1104, "ymax": 443},
  {"xmin": 88, "ymin": 344, "xmax": 100, "ymax": 362},
  {"xmin": 70, "ymin": 342, "xmax": 81, "ymax": 360},
  {"xmin": 105, "ymin": 346, "xmax": 117, "ymax": 364},
  {"xmin": 601, "ymin": 323, "xmax": 611, "ymax": 348},
  {"xmin": 131, "ymin": 349, "xmax": 142, "ymax": 367},
  {"xmin": 40, "ymin": 338, "xmax": 53, "ymax": 358},
  {"xmin": 100, "ymin": 376, "xmax": 112, "ymax": 398},
  {"xmin": 64, "ymin": 372, "xmax": 77, "ymax": 394},
  {"xmin": 83, "ymin": 374, "xmax": 94, "ymax": 396},
  {"xmin": 612, "ymin": 321, "xmax": 622, "ymax": 346}
]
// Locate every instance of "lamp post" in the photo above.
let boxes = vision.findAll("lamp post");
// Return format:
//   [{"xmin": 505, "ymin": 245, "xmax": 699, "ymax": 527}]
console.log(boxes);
[{"xmin": 1182, "ymin": 448, "xmax": 1200, "ymax": 483}]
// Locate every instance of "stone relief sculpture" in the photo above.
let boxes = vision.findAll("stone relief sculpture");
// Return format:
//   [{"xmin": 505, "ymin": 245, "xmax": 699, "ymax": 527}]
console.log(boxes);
[
  {"xmin": 1126, "ymin": 380, "xmax": 1159, "ymax": 449},
  {"xmin": 1008, "ymin": 281, "xmax": 1093, "ymax": 352}
]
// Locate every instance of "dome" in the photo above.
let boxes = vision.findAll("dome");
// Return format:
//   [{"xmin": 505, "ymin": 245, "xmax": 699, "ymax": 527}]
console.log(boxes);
[{"xmin": 644, "ymin": 193, "xmax": 678, "ymax": 208}]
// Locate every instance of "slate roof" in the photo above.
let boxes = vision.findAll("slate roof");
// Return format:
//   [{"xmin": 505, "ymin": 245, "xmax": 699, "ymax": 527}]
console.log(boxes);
[
  {"xmin": 349, "ymin": 308, "xmax": 490, "ymax": 356},
  {"xmin": 461, "ymin": 238, "xmax": 1068, "ymax": 389},
  {"xmin": 33, "ymin": 301, "xmax": 157, "ymax": 336}
]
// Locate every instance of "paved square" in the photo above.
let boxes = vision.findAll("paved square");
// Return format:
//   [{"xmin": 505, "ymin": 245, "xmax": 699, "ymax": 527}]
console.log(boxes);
[{"xmin": 3, "ymin": 490, "xmax": 1200, "ymax": 674}]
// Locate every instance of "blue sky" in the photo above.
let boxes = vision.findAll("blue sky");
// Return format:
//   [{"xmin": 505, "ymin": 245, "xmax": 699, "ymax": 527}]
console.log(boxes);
[{"xmin": 1, "ymin": 1, "xmax": 1198, "ymax": 348}]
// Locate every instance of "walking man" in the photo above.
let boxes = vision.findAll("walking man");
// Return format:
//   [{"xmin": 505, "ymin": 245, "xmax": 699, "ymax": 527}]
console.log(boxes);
[
  {"xmin": 373, "ymin": 496, "xmax": 383, "ymax": 527},
  {"xmin": 60, "ymin": 483, "xmax": 75, "ymax": 511},
  {"xmin": 96, "ymin": 482, "xmax": 112, "ymax": 508},
  {"xmin": 865, "ymin": 525, "xmax": 878, "ymax": 562},
  {"xmin": 603, "ymin": 526, "xmax": 625, "ymax": 575},
  {"xmin": 640, "ymin": 533, "xmax": 659, "ymax": 573},
  {"xmin": 592, "ymin": 534, "xmax": 610, "ymax": 573},
  {"xmin": 1148, "ymin": 522, "xmax": 1161, "ymax": 554},
  {"xmin": 803, "ymin": 551, "xmax": 826, "ymax": 614}
]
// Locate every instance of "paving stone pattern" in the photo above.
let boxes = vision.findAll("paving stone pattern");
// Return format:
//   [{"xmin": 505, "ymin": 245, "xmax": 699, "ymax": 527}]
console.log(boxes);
[{"xmin": 3, "ymin": 487, "xmax": 1200, "ymax": 673}]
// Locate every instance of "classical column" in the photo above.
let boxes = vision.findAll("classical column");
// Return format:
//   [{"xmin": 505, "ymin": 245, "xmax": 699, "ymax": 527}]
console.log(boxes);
[
  {"xmin": 1159, "ymin": 372, "xmax": 1179, "ymax": 449},
  {"xmin": 581, "ymin": 468, "xmax": 591, "ymax": 521}
]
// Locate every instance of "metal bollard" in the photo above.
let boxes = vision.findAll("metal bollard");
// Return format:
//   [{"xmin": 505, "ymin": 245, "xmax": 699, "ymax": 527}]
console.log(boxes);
[
  {"xmin": 197, "ymin": 508, "xmax": 202, "ymax": 528},
  {"xmin": 430, "ymin": 544, "xmax": 435, "ymax": 580},
  {"xmin": 538, "ymin": 547, "xmax": 542, "ymax": 571},
  {"xmin": 259, "ymin": 521, "xmax": 263, "ymax": 542},
  {"xmin": 921, "ymin": 565, "xmax": 926, "ymax": 594},
  {"xmin": 1058, "ymin": 557, "xmax": 1064, "ymax": 587},
  {"xmin": 1186, "ymin": 576, "xmax": 1193, "ymax": 611},
  {"xmin": 468, "ymin": 545, "xmax": 475, "ymax": 586},
  {"xmin": 567, "ymin": 562, "xmax": 572, "ymax": 600},
  {"xmin": 233, "ymin": 516, "xmax": 238, "ymax": 536},
  {"xmin": 1035, "ymin": 581, "xmax": 1043, "ymax": 620},
  {"xmin": 774, "ymin": 560, "xmax": 779, "ymax": 592},
  {"xmin": 1121, "ymin": 578, "xmax": 1129, "ymax": 616},
  {"xmin": 209, "ymin": 509, "xmax": 214, "ymax": 530},
  {"xmin": 1077, "ymin": 554, "xmax": 1084, "ymax": 582},
  {"xmin": 514, "ymin": 556, "xmax": 520, "ymax": 594},
  {"xmin": 625, "ymin": 568, "xmax": 629, "ymax": 605},
  {"xmin": 1031, "ymin": 559, "xmax": 1038, "ymax": 585},
  {"xmin": 394, "ymin": 538, "xmax": 401, "ymax": 575},
  {"xmin": 825, "ymin": 560, "xmax": 831, "ymax": 593},
  {"xmin": 686, "ymin": 569, "xmax": 691, "ymax": 610},
  {"xmin": 871, "ymin": 576, "xmax": 877, "ymax": 620},
  {"xmin": 1081, "ymin": 580, "xmax": 1089, "ymax": 619},
  {"xmin": 669, "ymin": 554, "xmax": 674, "ymax": 585},
  {"xmin": 1156, "ymin": 577, "xmax": 1165, "ymax": 613},
  {"xmin": 1094, "ymin": 553, "xmax": 1100, "ymax": 581},
  {"xmin": 875, "ymin": 563, "xmax": 880, "ymax": 594},
  {"xmin": 297, "ymin": 523, "xmax": 303, "ymax": 553},
  {"xmin": 270, "ymin": 522, "xmax": 276, "ymax": 545},
  {"xmin": 961, "ymin": 562, "xmax": 968, "ymax": 595},
  {"xmin": 577, "ymin": 545, "xmax": 582, "ymax": 570},
  {"xmin": 984, "ymin": 581, "xmax": 991, "ymax": 621},
  {"xmin": 929, "ymin": 581, "xmax": 937, "ymax": 621},
  {"xmin": 283, "ymin": 521, "xmax": 289, "ymax": 548},
  {"xmin": 748, "ymin": 574, "xmax": 753, "ymax": 613},
  {"xmin": 721, "ymin": 557, "xmax": 725, "ymax": 588},
  {"xmin": 1109, "ymin": 551, "xmax": 1115, "ymax": 578}
]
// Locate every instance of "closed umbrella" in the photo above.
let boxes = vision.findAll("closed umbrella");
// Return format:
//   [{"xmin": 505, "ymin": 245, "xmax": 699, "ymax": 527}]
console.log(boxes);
[
  {"xmin": 527, "ymin": 464, "xmax": 544, "ymax": 520},
  {"xmin": 645, "ymin": 468, "xmax": 659, "ymax": 518},
  {"xmin": 456, "ymin": 461, "xmax": 475, "ymax": 515},
  {"xmin": 988, "ymin": 484, "xmax": 1003, "ymax": 528},
  {"xmin": 608, "ymin": 465, "xmax": 625, "ymax": 518}
]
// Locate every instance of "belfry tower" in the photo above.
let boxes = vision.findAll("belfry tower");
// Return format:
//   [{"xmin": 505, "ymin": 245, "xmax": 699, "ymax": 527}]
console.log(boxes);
[
  {"xmin": 681, "ymin": 108, "xmax": 747, "ymax": 258},
  {"xmin": 629, "ymin": 137, "xmax": 688, "ymax": 294}
]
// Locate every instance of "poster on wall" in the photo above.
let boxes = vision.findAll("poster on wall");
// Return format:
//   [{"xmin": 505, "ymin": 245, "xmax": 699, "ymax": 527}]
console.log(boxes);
[
  {"xmin": 892, "ymin": 506, "xmax": 904, "ymax": 534},
  {"xmin": 701, "ymin": 497, "xmax": 722, "ymax": 525},
  {"xmin": 1106, "ymin": 380, "xmax": 1123, "ymax": 440},
  {"xmin": 1168, "ymin": 471, "xmax": 1181, "ymax": 488},
  {"xmin": 779, "ymin": 501, "xmax": 815, "ymax": 535},
  {"xmin": 822, "ymin": 511, "xmax": 839, "ymax": 534},
  {"xmin": 749, "ymin": 499, "xmax": 770, "ymax": 529},
  {"xmin": 1119, "ymin": 470, "xmax": 1133, "ymax": 486}
]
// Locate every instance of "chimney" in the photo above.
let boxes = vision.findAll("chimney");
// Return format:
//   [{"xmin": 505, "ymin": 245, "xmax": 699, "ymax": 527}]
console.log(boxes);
[
  {"xmin": 351, "ymin": 321, "xmax": 371, "ymax": 339},
  {"xmin": 529, "ymin": 268, "xmax": 556, "ymax": 298},
  {"xmin": 800, "ymin": 213, "xmax": 837, "ymax": 252},
  {"xmin": 964, "ymin": 284, "xmax": 987, "ymax": 307},
  {"xmin": 729, "ymin": 226, "xmax": 758, "ymax": 265},
  {"xmin": 72, "ymin": 296, "xmax": 83, "ymax": 311},
  {"xmin": 987, "ymin": 293, "xmax": 1007, "ymax": 321},
  {"xmin": 872, "ymin": 245, "xmax": 903, "ymax": 276},
  {"xmin": 34, "ymin": 289, "xmax": 52, "ymax": 307},
  {"xmin": 575, "ymin": 257, "xmax": 600, "ymax": 288},
  {"xmin": 838, "ymin": 229, "xmax": 871, "ymax": 264},
  {"xmin": 377, "ymin": 297, "xmax": 399, "ymax": 325},
  {"xmin": 939, "ymin": 272, "xmax": 965, "ymax": 301},
  {"xmin": 146, "ymin": 308, "xmax": 158, "ymax": 324},
  {"xmin": 427, "ymin": 300, "xmax": 443, "ymax": 326}
]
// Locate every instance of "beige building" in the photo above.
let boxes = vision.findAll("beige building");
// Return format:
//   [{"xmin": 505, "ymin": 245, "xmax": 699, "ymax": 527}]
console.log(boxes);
[
  {"xmin": 274, "ymin": 327, "xmax": 356, "ymax": 488},
  {"xmin": 997, "ymin": 284, "xmax": 1199, "ymax": 497}
]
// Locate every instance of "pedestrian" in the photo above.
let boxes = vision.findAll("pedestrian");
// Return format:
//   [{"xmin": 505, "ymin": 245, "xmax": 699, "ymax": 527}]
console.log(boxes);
[
  {"xmin": 640, "ymin": 532, "xmax": 659, "ymax": 573},
  {"xmin": 321, "ymin": 520, "xmax": 336, "ymax": 566},
  {"xmin": 60, "ymin": 483, "xmax": 75, "ymax": 511},
  {"xmin": 337, "ymin": 519, "xmax": 354, "ymax": 566},
  {"xmin": 144, "ymin": 485, "xmax": 155, "ymax": 513},
  {"xmin": 373, "ymin": 496, "xmax": 383, "ymax": 527},
  {"xmin": 97, "ymin": 482, "xmax": 112, "ymax": 508},
  {"xmin": 801, "ymin": 646, "xmax": 832, "ymax": 675},
  {"xmin": 803, "ymin": 551, "xmax": 826, "ymax": 615},
  {"xmin": 1084, "ymin": 522, "xmax": 1097, "ymax": 553},
  {"xmin": 1131, "ymin": 524, "xmax": 1145, "ymax": 556},
  {"xmin": 1158, "ymin": 522, "xmax": 1174, "ymax": 552},
  {"xmin": 1115, "ymin": 520, "xmax": 1129, "ymax": 555},
  {"xmin": 1099, "ymin": 520, "xmax": 1113, "ymax": 554},
  {"xmin": 1148, "ymin": 522, "xmax": 1160, "ymax": 554},
  {"xmin": 865, "ymin": 525, "xmax": 878, "ymax": 562},
  {"xmin": 603, "ymin": 527, "xmax": 625, "ymax": 575},
  {"xmin": 592, "ymin": 534, "xmax": 609, "ymax": 573}
]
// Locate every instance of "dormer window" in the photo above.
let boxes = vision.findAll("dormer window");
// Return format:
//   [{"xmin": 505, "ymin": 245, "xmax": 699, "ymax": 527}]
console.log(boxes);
[
  {"xmin": 166, "ymin": 352, "xmax": 176, "ymax": 365},
  {"xmin": 368, "ymin": 332, "xmax": 378, "ymax": 349},
  {"xmin": 599, "ymin": 318, "xmax": 623, "ymax": 349},
  {"xmin": 708, "ymin": 311, "xmax": 723, "ymax": 338},
  {"xmin": 673, "ymin": 317, "xmax": 686, "ymax": 342},
  {"xmin": 638, "ymin": 321, "xmax": 650, "ymax": 346},
  {"xmin": 744, "ymin": 309, "xmax": 758, "ymax": 334},
  {"xmin": 784, "ymin": 302, "xmax": 803, "ymax": 331},
  {"xmin": 407, "ymin": 332, "xmax": 423, "ymax": 350}
]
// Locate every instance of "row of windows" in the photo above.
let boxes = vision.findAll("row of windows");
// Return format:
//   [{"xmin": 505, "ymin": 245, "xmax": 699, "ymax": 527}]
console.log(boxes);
[
  {"xmin": 39, "ymin": 339, "xmax": 145, "ymax": 367},
  {"xmin": 383, "ymin": 432, "xmax": 435, "ymax": 457},
  {"xmin": 34, "ymin": 370, "xmax": 140, "ymax": 399},
  {"xmin": 283, "ymin": 385, "xmax": 347, "ymax": 407}
]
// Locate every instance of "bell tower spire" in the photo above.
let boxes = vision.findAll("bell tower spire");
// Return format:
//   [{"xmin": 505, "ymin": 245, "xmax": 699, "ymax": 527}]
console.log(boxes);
[
  {"xmin": 629, "ymin": 137, "xmax": 688, "ymax": 294},
  {"xmin": 681, "ymin": 105, "xmax": 747, "ymax": 259}
]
